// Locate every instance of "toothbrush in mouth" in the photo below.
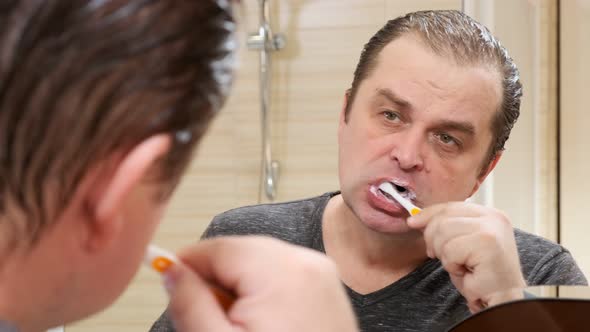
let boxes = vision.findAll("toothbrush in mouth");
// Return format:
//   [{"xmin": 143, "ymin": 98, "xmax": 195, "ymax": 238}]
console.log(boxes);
[
  {"xmin": 144, "ymin": 244, "xmax": 235, "ymax": 311},
  {"xmin": 378, "ymin": 182, "xmax": 422, "ymax": 216}
]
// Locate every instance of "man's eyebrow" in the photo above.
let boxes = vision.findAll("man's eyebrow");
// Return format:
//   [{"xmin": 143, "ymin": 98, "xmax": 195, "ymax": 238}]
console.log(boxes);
[
  {"xmin": 435, "ymin": 120, "xmax": 476, "ymax": 136},
  {"xmin": 374, "ymin": 88, "xmax": 412, "ymax": 110},
  {"xmin": 374, "ymin": 88, "xmax": 476, "ymax": 136}
]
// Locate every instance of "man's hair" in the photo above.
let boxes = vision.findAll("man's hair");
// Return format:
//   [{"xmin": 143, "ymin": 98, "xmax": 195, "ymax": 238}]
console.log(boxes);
[
  {"xmin": 346, "ymin": 10, "xmax": 522, "ymax": 169},
  {"xmin": 0, "ymin": 0, "xmax": 236, "ymax": 244}
]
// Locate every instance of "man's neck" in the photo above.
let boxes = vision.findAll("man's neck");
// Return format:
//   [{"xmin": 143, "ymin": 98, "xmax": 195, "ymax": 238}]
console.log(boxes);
[
  {"xmin": 0, "ymin": 251, "xmax": 42, "ymax": 332},
  {"xmin": 322, "ymin": 194, "xmax": 429, "ymax": 294},
  {"xmin": 0, "ymin": 225, "xmax": 70, "ymax": 332}
]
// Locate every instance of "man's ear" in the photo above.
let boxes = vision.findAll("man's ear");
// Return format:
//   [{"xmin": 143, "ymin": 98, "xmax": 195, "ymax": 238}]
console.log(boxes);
[
  {"xmin": 340, "ymin": 89, "xmax": 351, "ymax": 123},
  {"xmin": 469, "ymin": 152, "xmax": 502, "ymax": 197},
  {"xmin": 339, "ymin": 90, "xmax": 351, "ymax": 128},
  {"xmin": 84, "ymin": 134, "xmax": 172, "ymax": 251}
]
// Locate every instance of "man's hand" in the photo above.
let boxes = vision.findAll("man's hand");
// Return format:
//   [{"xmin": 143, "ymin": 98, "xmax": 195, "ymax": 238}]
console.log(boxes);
[
  {"xmin": 164, "ymin": 236, "xmax": 359, "ymax": 332},
  {"xmin": 408, "ymin": 202, "xmax": 527, "ymax": 312}
]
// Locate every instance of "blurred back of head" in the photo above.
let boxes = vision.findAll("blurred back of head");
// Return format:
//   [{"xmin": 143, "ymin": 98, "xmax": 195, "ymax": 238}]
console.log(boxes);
[{"xmin": 0, "ymin": 0, "xmax": 236, "ymax": 247}]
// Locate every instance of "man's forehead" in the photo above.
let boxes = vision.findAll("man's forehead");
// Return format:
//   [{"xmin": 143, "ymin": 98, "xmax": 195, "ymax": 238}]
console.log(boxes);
[
  {"xmin": 367, "ymin": 39, "xmax": 502, "ymax": 123},
  {"xmin": 377, "ymin": 36, "xmax": 499, "ymax": 87}
]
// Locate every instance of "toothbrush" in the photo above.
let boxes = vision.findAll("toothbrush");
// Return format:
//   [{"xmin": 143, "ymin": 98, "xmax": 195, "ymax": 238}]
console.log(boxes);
[
  {"xmin": 144, "ymin": 244, "xmax": 235, "ymax": 311},
  {"xmin": 378, "ymin": 182, "xmax": 422, "ymax": 216},
  {"xmin": 145, "ymin": 244, "xmax": 180, "ymax": 273}
]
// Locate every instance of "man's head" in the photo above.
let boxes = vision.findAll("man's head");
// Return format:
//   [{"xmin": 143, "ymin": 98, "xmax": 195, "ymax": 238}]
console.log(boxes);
[
  {"xmin": 346, "ymin": 10, "xmax": 522, "ymax": 167},
  {"xmin": 337, "ymin": 10, "xmax": 522, "ymax": 234},
  {"xmin": 0, "ymin": 0, "xmax": 235, "ymax": 328}
]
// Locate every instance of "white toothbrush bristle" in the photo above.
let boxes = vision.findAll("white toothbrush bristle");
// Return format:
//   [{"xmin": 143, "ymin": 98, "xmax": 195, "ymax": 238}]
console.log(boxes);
[
  {"xmin": 378, "ymin": 182, "xmax": 419, "ymax": 214},
  {"xmin": 144, "ymin": 245, "xmax": 179, "ymax": 266}
]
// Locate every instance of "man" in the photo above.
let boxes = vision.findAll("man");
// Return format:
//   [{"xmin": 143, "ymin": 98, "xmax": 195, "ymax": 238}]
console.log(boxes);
[
  {"xmin": 0, "ymin": 1, "xmax": 358, "ymax": 331},
  {"xmin": 151, "ymin": 9, "xmax": 586, "ymax": 332}
]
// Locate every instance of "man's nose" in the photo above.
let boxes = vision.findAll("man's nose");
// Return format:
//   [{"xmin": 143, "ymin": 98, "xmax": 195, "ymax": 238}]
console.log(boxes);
[{"xmin": 389, "ymin": 129, "xmax": 425, "ymax": 172}]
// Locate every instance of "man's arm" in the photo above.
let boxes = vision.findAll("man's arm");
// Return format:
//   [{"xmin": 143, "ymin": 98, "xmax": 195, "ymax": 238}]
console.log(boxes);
[{"xmin": 526, "ymin": 248, "xmax": 587, "ymax": 286}]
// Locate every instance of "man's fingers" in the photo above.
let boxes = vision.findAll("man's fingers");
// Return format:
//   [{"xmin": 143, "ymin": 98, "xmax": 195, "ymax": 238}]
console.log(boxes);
[
  {"xmin": 166, "ymin": 263, "xmax": 237, "ymax": 332},
  {"xmin": 407, "ymin": 203, "xmax": 447, "ymax": 229},
  {"xmin": 430, "ymin": 217, "xmax": 481, "ymax": 260},
  {"xmin": 438, "ymin": 234, "xmax": 478, "ymax": 276},
  {"xmin": 175, "ymin": 236, "xmax": 286, "ymax": 294},
  {"xmin": 408, "ymin": 202, "xmax": 484, "ymax": 230}
]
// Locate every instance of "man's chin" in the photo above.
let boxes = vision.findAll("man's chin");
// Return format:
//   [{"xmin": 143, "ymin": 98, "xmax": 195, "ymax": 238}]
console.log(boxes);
[{"xmin": 359, "ymin": 210, "xmax": 415, "ymax": 234}]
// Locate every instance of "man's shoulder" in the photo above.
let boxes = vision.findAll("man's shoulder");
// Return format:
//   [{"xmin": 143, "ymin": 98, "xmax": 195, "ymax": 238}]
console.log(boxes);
[
  {"xmin": 514, "ymin": 229, "xmax": 563, "ymax": 254},
  {"xmin": 514, "ymin": 229, "xmax": 587, "ymax": 285},
  {"xmin": 202, "ymin": 192, "xmax": 336, "ymax": 245},
  {"xmin": 514, "ymin": 228, "xmax": 569, "ymax": 267},
  {"xmin": 217, "ymin": 192, "xmax": 331, "ymax": 222}
]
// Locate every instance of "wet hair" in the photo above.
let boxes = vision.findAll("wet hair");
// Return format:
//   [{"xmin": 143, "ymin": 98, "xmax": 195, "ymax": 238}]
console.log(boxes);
[
  {"xmin": 346, "ymin": 10, "xmax": 522, "ymax": 169},
  {"xmin": 0, "ymin": 0, "xmax": 236, "ymax": 244}
]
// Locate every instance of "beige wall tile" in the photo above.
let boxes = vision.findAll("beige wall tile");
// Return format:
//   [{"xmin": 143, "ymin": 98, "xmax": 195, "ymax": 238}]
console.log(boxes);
[
  {"xmin": 560, "ymin": 0, "xmax": 590, "ymax": 278},
  {"xmin": 492, "ymin": 0, "xmax": 558, "ymax": 240}
]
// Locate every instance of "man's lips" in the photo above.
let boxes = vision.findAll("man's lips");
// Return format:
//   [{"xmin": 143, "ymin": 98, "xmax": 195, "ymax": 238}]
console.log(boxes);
[
  {"xmin": 367, "ymin": 185, "xmax": 408, "ymax": 216},
  {"xmin": 371, "ymin": 179, "xmax": 417, "ymax": 201}
]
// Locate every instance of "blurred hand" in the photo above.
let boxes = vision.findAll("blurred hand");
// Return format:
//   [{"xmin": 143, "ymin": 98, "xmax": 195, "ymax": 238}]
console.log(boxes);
[
  {"xmin": 408, "ymin": 202, "xmax": 526, "ymax": 312},
  {"xmin": 165, "ymin": 236, "xmax": 359, "ymax": 332}
]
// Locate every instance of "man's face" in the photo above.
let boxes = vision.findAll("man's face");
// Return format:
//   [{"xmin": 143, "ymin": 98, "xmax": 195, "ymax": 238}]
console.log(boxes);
[
  {"xmin": 338, "ymin": 34, "xmax": 502, "ymax": 234},
  {"xmin": 71, "ymin": 162, "xmax": 172, "ymax": 323}
]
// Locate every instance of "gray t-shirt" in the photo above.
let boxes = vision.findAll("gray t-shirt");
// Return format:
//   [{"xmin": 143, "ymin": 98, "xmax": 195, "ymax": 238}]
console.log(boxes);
[
  {"xmin": 149, "ymin": 192, "xmax": 587, "ymax": 332},
  {"xmin": 0, "ymin": 321, "xmax": 18, "ymax": 332}
]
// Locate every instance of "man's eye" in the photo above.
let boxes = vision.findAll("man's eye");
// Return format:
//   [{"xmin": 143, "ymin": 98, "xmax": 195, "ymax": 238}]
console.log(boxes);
[
  {"xmin": 383, "ymin": 111, "xmax": 400, "ymax": 122},
  {"xmin": 437, "ymin": 133, "xmax": 458, "ymax": 146}
]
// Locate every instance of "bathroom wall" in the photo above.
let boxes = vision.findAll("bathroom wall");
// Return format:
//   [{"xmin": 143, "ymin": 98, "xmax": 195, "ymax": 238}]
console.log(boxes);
[{"xmin": 560, "ymin": 0, "xmax": 590, "ymax": 295}]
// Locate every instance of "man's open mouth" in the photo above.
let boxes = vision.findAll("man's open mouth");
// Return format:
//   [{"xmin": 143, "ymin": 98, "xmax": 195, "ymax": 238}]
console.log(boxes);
[{"xmin": 377, "ymin": 181, "xmax": 415, "ymax": 202}]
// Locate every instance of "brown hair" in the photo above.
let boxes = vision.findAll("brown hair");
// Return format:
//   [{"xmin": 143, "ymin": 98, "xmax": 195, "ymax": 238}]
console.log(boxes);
[
  {"xmin": 0, "ymin": 0, "xmax": 236, "ymax": 243},
  {"xmin": 346, "ymin": 10, "xmax": 522, "ymax": 169}
]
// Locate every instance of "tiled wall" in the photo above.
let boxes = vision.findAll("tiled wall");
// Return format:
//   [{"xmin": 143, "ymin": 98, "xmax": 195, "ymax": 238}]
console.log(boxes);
[{"xmin": 560, "ymin": 0, "xmax": 590, "ymax": 288}]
